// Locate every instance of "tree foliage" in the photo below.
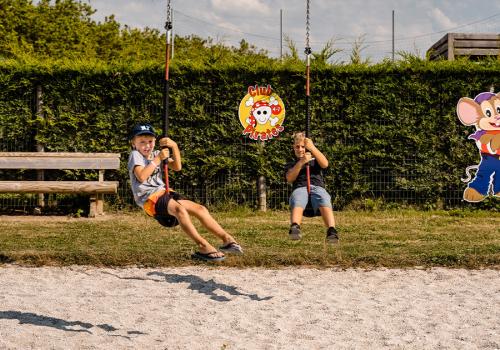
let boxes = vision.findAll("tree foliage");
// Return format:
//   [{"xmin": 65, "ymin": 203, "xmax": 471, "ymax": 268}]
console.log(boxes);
[{"xmin": 0, "ymin": 0, "xmax": 278, "ymax": 66}]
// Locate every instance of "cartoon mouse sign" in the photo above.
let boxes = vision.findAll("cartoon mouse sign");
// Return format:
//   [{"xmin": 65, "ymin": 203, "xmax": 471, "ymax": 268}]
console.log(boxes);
[
  {"xmin": 238, "ymin": 85, "xmax": 285, "ymax": 141},
  {"xmin": 456, "ymin": 91, "xmax": 500, "ymax": 202}
]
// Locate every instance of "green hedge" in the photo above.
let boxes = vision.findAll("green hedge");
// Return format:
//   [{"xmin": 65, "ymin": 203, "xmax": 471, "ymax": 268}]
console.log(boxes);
[{"xmin": 1, "ymin": 59, "xmax": 499, "ymax": 210}]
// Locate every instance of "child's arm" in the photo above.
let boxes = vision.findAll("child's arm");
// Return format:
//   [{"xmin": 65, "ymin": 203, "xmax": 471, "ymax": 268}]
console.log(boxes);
[
  {"xmin": 305, "ymin": 138, "xmax": 328, "ymax": 168},
  {"xmin": 159, "ymin": 137, "xmax": 182, "ymax": 171},
  {"xmin": 133, "ymin": 151, "xmax": 165, "ymax": 183},
  {"xmin": 286, "ymin": 154, "xmax": 311, "ymax": 183}
]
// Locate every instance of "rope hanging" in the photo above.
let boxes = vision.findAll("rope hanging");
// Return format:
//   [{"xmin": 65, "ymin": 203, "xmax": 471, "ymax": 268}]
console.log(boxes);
[
  {"xmin": 303, "ymin": 0, "xmax": 317, "ymax": 218},
  {"xmin": 305, "ymin": 0, "xmax": 312, "ymax": 196},
  {"xmin": 162, "ymin": 0, "xmax": 173, "ymax": 192},
  {"xmin": 305, "ymin": 0, "xmax": 311, "ymax": 54},
  {"xmin": 305, "ymin": 0, "xmax": 312, "ymax": 138},
  {"xmin": 163, "ymin": 0, "xmax": 172, "ymax": 137}
]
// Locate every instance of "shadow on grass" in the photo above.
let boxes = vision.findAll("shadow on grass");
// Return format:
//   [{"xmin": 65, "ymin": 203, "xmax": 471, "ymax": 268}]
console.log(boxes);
[
  {"xmin": 0, "ymin": 254, "xmax": 14, "ymax": 263},
  {"xmin": 0, "ymin": 311, "xmax": 147, "ymax": 339}
]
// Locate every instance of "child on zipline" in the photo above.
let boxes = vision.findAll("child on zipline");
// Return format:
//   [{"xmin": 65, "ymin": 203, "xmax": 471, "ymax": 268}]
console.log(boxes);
[
  {"xmin": 284, "ymin": 132, "xmax": 339, "ymax": 243},
  {"xmin": 127, "ymin": 123, "xmax": 243, "ymax": 261}
]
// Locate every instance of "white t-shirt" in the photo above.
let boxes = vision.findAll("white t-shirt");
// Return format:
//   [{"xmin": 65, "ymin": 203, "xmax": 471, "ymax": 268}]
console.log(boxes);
[{"xmin": 127, "ymin": 150, "xmax": 165, "ymax": 207}]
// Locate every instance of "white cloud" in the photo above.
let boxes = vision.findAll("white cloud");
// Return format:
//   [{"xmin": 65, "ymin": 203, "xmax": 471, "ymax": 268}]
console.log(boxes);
[
  {"xmin": 211, "ymin": 0, "xmax": 271, "ymax": 16},
  {"xmin": 428, "ymin": 7, "xmax": 457, "ymax": 30},
  {"xmin": 82, "ymin": 0, "xmax": 500, "ymax": 62}
]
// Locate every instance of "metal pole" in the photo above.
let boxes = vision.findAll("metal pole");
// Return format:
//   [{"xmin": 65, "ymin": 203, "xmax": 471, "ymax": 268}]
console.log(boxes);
[
  {"xmin": 280, "ymin": 9, "xmax": 283, "ymax": 60},
  {"xmin": 257, "ymin": 175, "xmax": 267, "ymax": 211},
  {"xmin": 35, "ymin": 85, "xmax": 45, "ymax": 210},
  {"xmin": 392, "ymin": 10, "xmax": 395, "ymax": 62}
]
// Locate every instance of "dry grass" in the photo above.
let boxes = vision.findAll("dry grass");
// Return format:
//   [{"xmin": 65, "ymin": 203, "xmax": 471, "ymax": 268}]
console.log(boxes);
[{"xmin": 0, "ymin": 208, "xmax": 499, "ymax": 268}]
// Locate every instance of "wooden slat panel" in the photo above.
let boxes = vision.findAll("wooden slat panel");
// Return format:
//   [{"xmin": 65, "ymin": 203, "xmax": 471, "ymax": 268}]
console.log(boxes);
[
  {"xmin": 427, "ymin": 33, "xmax": 449, "ymax": 52},
  {"xmin": 454, "ymin": 48, "xmax": 500, "ymax": 56},
  {"xmin": 454, "ymin": 40, "xmax": 500, "ymax": 48},
  {"xmin": 428, "ymin": 44, "xmax": 449, "ymax": 59},
  {"xmin": 451, "ymin": 33, "xmax": 500, "ymax": 40},
  {"xmin": 0, "ymin": 181, "xmax": 118, "ymax": 193},
  {"xmin": 0, "ymin": 152, "xmax": 120, "ymax": 169}
]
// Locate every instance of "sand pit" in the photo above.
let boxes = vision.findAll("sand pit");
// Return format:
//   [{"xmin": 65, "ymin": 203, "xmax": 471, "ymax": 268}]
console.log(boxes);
[{"xmin": 0, "ymin": 266, "xmax": 498, "ymax": 349}]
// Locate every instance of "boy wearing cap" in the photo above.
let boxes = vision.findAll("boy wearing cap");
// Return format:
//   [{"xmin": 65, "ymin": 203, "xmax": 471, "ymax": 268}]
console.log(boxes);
[{"xmin": 128, "ymin": 123, "xmax": 243, "ymax": 261}]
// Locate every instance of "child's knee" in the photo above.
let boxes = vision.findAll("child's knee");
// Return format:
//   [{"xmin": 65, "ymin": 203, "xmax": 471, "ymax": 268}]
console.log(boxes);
[
  {"xmin": 171, "ymin": 204, "xmax": 189, "ymax": 218},
  {"xmin": 197, "ymin": 204, "xmax": 209, "ymax": 215}
]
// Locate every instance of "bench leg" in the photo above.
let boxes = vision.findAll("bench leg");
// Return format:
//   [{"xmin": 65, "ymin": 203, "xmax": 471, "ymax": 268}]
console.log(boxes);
[
  {"xmin": 96, "ymin": 193, "xmax": 104, "ymax": 215},
  {"xmin": 89, "ymin": 195, "xmax": 97, "ymax": 218}
]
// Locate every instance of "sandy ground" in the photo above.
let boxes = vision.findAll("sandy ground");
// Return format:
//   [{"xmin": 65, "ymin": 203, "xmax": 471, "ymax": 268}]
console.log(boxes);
[{"xmin": 0, "ymin": 266, "xmax": 498, "ymax": 350}]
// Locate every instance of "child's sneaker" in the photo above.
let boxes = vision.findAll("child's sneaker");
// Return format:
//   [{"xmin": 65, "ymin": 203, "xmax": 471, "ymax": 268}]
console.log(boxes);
[
  {"xmin": 289, "ymin": 223, "xmax": 301, "ymax": 240},
  {"xmin": 326, "ymin": 227, "xmax": 339, "ymax": 244},
  {"xmin": 219, "ymin": 242, "xmax": 244, "ymax": 255}
]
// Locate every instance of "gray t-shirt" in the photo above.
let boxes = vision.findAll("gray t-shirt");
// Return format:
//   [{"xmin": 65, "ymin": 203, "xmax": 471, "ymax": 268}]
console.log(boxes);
[{"xmin": 128, "ymin": 150, "xmax": 165, "ymax": 207}]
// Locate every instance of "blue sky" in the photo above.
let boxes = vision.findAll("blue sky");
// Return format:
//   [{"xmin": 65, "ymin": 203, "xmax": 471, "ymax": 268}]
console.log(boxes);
[{"xmin": 85, "ymin": 0, "xmax": 500, "ymax": 62}]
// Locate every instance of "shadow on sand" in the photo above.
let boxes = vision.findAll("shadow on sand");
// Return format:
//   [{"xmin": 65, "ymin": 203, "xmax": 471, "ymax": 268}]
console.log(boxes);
[
  {"xmin": 102, "ymin": 270, "xmax": 274, "ymax": 302},
  {"xmin": 0, "ymin": 311, "xmax": 147, "ymax": 339},
  {"xmin": 147, "ymin": 272, "xmax": 273, "ymax": 302}
]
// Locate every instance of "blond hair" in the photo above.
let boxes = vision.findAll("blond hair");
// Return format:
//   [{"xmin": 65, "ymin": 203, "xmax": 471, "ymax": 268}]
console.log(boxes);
[{"xmin": 292, "ymin": 132, "xmax": 305, "ymax": 144}]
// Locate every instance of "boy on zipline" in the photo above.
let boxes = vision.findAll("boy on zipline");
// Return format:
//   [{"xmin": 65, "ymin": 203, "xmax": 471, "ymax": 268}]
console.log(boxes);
[
  {"xmin": 285, "ymin": 132, "xmax": 339, "ymax": 243},
  {"xmin": 127, "ymin": 123, "xmax": 243, "ymax": 261}
]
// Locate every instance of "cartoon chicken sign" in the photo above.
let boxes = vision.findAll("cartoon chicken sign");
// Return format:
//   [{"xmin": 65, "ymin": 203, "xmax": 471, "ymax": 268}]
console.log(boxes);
[{"xmin": 238, "ymin": 85, "xmax": 285, "ymax": 141}]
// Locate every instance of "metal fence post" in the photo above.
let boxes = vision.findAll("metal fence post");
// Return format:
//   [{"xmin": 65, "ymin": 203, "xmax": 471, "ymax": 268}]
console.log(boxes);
[
  {"xmin": 35, "ymin": 85, "xmax": 45, "ymax": 210},
  {"xmin": 257, "ymin": 175, "xmax": 267, "ymax": 211},
  {"xmin": 257, "ymin": 141, "xmax": 267, "ymax": 211}
]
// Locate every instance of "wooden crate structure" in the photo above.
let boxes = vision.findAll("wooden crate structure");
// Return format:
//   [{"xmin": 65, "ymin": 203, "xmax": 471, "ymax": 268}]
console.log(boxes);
[{"xmin": 427, "ymin": 33, "xmax": 500, "ymax": 61}]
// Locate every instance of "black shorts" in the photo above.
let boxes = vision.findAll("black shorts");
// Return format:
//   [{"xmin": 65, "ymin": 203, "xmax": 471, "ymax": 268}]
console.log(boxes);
[{"xmin": 154, "ymin": 191, "xmax": 186, "ymax": 228}]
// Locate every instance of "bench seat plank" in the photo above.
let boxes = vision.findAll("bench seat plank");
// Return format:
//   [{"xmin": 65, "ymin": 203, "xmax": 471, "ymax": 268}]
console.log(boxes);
[
  {"xmin": 0, "ymin": 152, "xmax": 120, "ymax": 170},
  {"xmin": 0, "ymin": 181, "xmax": 118, "ymax": 194}
]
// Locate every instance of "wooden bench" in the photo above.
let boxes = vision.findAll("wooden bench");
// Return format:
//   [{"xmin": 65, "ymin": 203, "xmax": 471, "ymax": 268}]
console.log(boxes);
[{"xmin": 0, "ymin": 152, "xmax": 120, "ymax": 217}]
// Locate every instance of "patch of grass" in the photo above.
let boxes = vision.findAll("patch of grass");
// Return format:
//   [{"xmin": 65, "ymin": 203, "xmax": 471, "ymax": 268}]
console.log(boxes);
[{"xmin": 0, "ymin": 209, "xmax": 498, "ymax": 268}]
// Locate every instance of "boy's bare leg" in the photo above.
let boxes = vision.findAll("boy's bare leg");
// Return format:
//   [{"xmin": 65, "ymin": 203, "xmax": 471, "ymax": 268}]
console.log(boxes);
[
  {"xmin": 177, "ymin": 200, "xmax": 236, "ymax": 245},
  {"xmin": 290, "ymin": 207, "xmax": 304, "ymax": 225},
  {"xmin": 319, "ymin": 206, "xmax": 336, "ymax": 227},
  {"xmin": 168, "ymin": 200, "xmax": 224, "ymax": 257}
]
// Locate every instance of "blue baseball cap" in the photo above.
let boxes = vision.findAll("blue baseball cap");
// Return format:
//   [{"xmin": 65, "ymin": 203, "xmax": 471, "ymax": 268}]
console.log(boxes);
[{"xmin": 129, "ymin": 123, "xmax": 157, "ymax": 140}]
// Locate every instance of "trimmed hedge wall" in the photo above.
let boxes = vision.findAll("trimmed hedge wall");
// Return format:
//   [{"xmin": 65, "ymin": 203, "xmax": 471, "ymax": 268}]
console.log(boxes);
[{"xmin": 1, "ymin": 59, "xmax": 499, "ymax": 210}]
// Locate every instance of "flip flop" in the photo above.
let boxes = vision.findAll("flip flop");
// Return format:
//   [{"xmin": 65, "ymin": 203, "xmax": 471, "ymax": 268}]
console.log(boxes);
[
  {"xmin": 191, "ymin": 251, "xmax": 225, "ymax": 262},
  {"xmin": 219, "ymin": 242, "xmax": 244, "ymax": 255}
]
